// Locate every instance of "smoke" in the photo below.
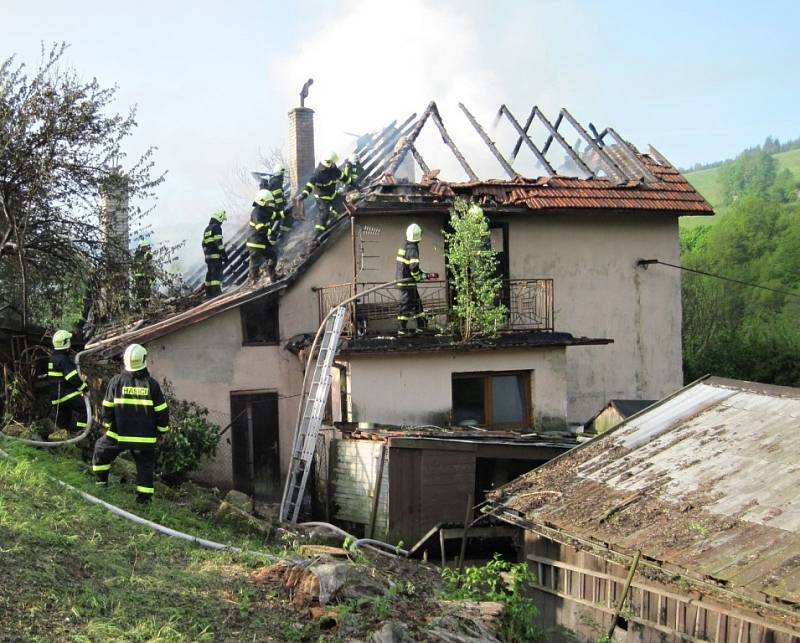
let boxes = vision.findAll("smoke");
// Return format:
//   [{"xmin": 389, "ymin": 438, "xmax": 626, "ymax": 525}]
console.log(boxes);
[{"xmin": 271, "ymin": 0, "xmax": 509, "ymax": 181}]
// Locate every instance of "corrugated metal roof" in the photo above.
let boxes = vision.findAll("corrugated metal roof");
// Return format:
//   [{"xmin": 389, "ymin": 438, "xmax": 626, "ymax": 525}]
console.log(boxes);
[{"xmin": 488, "ymin": 376, "xmax": 800, "ymax": 619}]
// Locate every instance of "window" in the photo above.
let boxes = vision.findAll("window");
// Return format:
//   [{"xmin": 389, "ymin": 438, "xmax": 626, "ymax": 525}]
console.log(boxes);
[
  {"xmin": 240, "ymin": 297, "xmax": 279, "ymax": 345},
  {"xmin": 452, "ymin": 371, "xmax": 531, "ymax": 429}
]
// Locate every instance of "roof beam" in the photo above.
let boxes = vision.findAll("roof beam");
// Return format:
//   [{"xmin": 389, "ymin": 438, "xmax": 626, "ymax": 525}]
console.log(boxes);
[
  {"xmin": 510, "ymin": 106, "xmax": 536, "ymax": 161},
  {"xmin": 384, "ymin": 102, "xmax": 435, "ymax": 177},
  {"xmin": 605, "ymin": 127, "xmax": 657, "ymax": 182},
  {"xmin": 497, "ymin": 105, "xmax": 556, "ymax": 176},
  {"xmin": 541, "ymin": 112, "xmax": 564, "ymax": 156},
  {"xmin": 429, "ymin": 103, "xmax": 478, "ymax": 181},
  {"xmin": 458, "ymin": 102, "xmax": 518, "ymax": 179},
  {"xmin": 559, "ymin": 109, "xmax": 627, "ymax": 182}
]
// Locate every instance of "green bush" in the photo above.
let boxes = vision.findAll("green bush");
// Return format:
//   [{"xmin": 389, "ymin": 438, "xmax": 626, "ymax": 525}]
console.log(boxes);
[
  {"xmin": 440, "ymin": 554, "xmax": 544, "ymax": 643},
  {"xmin": 156, "ymin": 380, "xmax": 220, "ymax": 485}
]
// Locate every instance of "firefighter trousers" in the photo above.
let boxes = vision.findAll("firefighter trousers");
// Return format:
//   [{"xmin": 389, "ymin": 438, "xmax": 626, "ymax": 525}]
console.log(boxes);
[
  {"xmin": 397, "ymin": 286, "xmax": 426, "ymax": 332},
  {"xmin": 51, "ymin": 395, "xmax": 88, "ymax": 435},
  {"xmin": 204, "ymin": 259, "xmax": 223, "ymax": 298},
  {"xmin": 92, "ymin": 434, "xmax": 156, "ymax": 502},
  {"xmin": 248, "ymin": 246, "xmax": 277, "ymax": 282}
]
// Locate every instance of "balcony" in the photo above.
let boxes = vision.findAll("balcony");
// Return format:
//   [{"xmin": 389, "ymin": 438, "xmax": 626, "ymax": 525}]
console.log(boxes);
[{"xmin": 316, "ymin": 279, "xmax": 554, "ymax": 337}]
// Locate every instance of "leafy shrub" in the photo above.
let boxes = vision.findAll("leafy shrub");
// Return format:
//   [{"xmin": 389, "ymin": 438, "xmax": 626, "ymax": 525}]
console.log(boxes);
[
  {"xmin": 440, "ymin": 554, "xmax": 544, "ymax": 642},
  {"xmin": 156, "ymin": 380, "xmax": 220, "ymax": 485}
]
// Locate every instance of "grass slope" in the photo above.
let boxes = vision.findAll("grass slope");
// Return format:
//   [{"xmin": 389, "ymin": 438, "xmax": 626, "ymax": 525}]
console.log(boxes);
[
  {"xmin": 0, "ymin": 442, "xmax": 307, "ymax": 642},
  {"xmin": 682, "ymin": 148, "xmax": 800, "ymax": 228}
]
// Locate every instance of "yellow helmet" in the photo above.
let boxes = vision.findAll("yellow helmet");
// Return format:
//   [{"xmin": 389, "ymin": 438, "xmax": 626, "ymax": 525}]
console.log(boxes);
[
  {"xmin": 52, "ymin": 329, "xmax": 72, "ymax": 350},
  {"xmin": 467, "ymin": 204, "xmax": 484, "ymax": 218},
  {"xmin": 211, "ymin": 209, "xmax": 227, "ymax": 223},
  {"xmin": 254, "ymin": 189, "xmax": 274, "ymax": 207},
  {"xmin": 322, "ymin": 151, "xmax": 339, "ymax": 167},
  {"xmin": 406, "ymin": 223, "xmax": 422, "ymax": 243},
  {"xmin": 123, "ymin": 344, "xmax": 147, "ymax": 372}
]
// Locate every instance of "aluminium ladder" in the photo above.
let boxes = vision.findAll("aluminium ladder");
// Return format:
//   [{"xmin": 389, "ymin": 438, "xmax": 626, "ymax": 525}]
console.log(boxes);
[{"xmin": 279, "ymin": 305, "xmax": 347, "ymax": 522}]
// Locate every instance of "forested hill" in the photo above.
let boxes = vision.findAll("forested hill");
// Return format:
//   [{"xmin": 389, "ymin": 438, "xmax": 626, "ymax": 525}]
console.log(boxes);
[{"xmin": 678, "ymin": 141, "xmax": 800, "ymax": 387}]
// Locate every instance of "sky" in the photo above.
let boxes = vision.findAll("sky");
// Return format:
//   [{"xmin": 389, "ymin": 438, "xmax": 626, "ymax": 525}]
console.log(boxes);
[{"xmin": 3, "ymin": 0, "xmax": 799, "ymax": 267}]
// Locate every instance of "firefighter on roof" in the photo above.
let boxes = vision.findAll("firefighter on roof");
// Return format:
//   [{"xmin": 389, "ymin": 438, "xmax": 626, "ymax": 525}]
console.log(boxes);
[
  {"xmin": 47, "ymin": 329, "xmax": 89, "ymax": 437},
  {"xmin": 396, "ymin": 223, "xmax": 429, "ymax": 336},
  {"xmin": 92, "ymin": 343, "xmax": 169, "ymax": 504},
  {"xmin": 132, "ymin": 239, "xmax": 153, "ymax": 309},
  {"xmin": 298, "ymin": 151, "xmax": 354, "ymax": 236},
  {"xmin": 247, "ymin": 189, "xmax": 278, "ymax": 283},
  {"xmin": 261, "ymin": 163, "xmax": 293, "ymax": 244},
  {"xmin": 202, "ymin": 210, "xmax": 228, "ymax": 299}
]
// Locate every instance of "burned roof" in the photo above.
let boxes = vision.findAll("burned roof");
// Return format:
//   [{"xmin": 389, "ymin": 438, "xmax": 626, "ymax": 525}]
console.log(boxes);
[
  {"xmin": 351, "ymin": 102, "xmax": 712, "ymax": 217},
  {"xmin": 486, "ymin": 376, "xmax": 800, "ymax": 625},
  {"xmin": 85, "ymin": 216, "xmax": 351, "ymax": 359}
]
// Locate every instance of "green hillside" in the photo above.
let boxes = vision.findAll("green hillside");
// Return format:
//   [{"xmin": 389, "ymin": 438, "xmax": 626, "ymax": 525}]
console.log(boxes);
[{"xmin": 682, "ymin": 147, "xmax": 800, "ymax": 228}]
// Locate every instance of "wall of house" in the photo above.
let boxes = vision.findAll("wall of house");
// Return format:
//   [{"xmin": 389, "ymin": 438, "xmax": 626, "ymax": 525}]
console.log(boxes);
[
  {"xmin": 353, "ymin": 210, "xmax": 683, "ymax": 424},
  {"xmin": 144, "ymin": 306, "xmax": 305, "ymax": 489},
  {"xmin": 523, "ymin": 531, "xmax": 797, "ymax": 643},
  {"xmin": 346, "ymin": 347, "xmax": 567, "ymax": 429}
]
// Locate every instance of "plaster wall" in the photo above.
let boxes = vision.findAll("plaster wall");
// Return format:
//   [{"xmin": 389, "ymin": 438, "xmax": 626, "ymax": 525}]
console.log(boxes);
[
  {"xmin": 346, "ymin": 347, "xmax": 567, "ymax": 429},
  {"xmin": 144, "ymin": 306, "xmax": 304, "ymax": 489},
  {"xmin": 351, "ymin": 210, "xmax": 683, "ymax": 423}
]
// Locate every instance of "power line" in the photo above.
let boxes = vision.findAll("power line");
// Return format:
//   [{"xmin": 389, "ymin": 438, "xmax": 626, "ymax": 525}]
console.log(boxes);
[{"xmin": 637, "ymin": 259, "xmax": 800, "ymax": 300}]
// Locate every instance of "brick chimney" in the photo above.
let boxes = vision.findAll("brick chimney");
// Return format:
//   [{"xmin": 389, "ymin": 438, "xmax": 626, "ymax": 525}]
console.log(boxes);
[
  {"xmin": 99, "ymin": 169, "xmax": 129, "ymax": 261},
  {"xmin": 288, "ymin": 107, "xmax": 315, "ymax": 194}
]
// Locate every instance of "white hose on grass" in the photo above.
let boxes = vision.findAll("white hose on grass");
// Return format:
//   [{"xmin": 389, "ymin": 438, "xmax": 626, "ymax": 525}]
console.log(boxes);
[{"xmin": 0, "ymin": 447, "xmax": 278, "ymax": 561}]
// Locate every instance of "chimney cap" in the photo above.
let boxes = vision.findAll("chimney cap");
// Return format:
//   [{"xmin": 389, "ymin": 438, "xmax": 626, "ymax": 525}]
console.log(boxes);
[{"xmin": 300, "ymin": 78, "xmax": 313, "ymax": 107}]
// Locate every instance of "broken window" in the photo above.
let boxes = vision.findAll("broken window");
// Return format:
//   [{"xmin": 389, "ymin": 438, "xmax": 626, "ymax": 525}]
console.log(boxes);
[
  {"xmin": 452, "ymin": 371, "xmax": 531, "ymax": 429},
  {"xmin": 240, "ymin": 297, "xmax": 279, "ymax": 345}
]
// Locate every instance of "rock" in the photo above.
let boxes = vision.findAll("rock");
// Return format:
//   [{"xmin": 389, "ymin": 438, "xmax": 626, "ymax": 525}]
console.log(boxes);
[
  {"xmin": 425, "ymin": 600, "xmax": 504, "ymax": 642},
  {"xmin": 214, "ymin": 501, "xmax": 272, "ymax": 538},
  {"xmin": 370, "ymin": 620, "xmax": 415, "ymax": 643},
  {"xmin": 111, "ymin": 456, "xmax": 137, "ymax": 482},
  {"xmin": 224, "ymin": 489, "xmax": 252, "ymax": 514}
]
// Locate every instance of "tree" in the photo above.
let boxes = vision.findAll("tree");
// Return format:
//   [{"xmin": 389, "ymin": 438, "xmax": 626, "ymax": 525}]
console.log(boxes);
[
  {"xmin": 0, "ymin": 43, "xmax": 165, "ymax": 330},
  {"xmin": 443, "ymin": 199, "xmax": 506, "ymax": 341},
  {"xmin": 719, "ymin": 148, "xmax": 776, "ymax": 205}
]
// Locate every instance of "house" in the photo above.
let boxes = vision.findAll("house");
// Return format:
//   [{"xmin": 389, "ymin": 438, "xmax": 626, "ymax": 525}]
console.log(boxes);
[
  {"xmin": 486, "ymin": 376, "xmax": 800, "ymax": 642},
  {"xmin": 584, "ymin": 399, "xmax": 656, "ymax": 435},
  {"xmin": 84, "ymin": 100, "xmax": 711, "ymax": 526}
]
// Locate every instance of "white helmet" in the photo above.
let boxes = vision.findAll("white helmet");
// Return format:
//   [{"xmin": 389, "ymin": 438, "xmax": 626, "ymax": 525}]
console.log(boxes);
[
  {"xmin": 52, "ymin": 329, "xmax": 72, "ymax": 350},
  {"xmin": 123, "ymin": 344, "xmax": 148, "ymax": 372},
  {"xmin": 272, "ymin": 162, "xmax": 285, "ymax": 174},
  {"xmin": 322, "ymin": 151, "xmax": 339, "ymax": 167},
  {"xmin": 254, "ymin": 189, "xmax": 274, "ymax": 207},
  {"xmin": 406, "ymin": 223, "xmax": 422, "ymax": 243}
]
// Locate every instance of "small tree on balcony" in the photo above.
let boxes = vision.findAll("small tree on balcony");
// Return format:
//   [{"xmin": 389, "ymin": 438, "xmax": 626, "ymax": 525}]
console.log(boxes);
[{"xmin": 444, "ymin": 198, "xmax": 506, "ymax": 341}]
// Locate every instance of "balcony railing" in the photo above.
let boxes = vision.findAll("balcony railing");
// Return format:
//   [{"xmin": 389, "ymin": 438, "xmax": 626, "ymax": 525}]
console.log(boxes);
[{"xmin": 316, "ymin": 279, "xmax": 554, "ymax": 337}]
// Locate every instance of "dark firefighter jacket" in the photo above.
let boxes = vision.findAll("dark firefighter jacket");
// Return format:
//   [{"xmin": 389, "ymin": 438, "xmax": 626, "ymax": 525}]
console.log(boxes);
[
  {"xmin": 301, "ymin": 163, "xmax": 346, "ymax": 201},
  {"xmin": 133, "ymin": 246, "xmax": 153, "ymax": 278},
  {"xmin": 247, "ymin": 204, "xmax": 274, "ymax": 249},
  {"xmin": 261, "ymin": 173, "xmax": 286, "ymax": 213},
  {"xmin": 396, "ymin": 241, "xmax": 423, "ymax": 286},
  {"xmin": 202, "ymin": 219, "xmax": 227, "ymax": 262},
  {"xmin": 101, "ymin": 369, "xmax": 169, "ymax": 447},
  {"xmin": 342, "ymin": 159, "xmax": 363, "ymax": 188},
  {"xmin": 48, "ymin": 350, "xmax": 87, "ymax": 405}
]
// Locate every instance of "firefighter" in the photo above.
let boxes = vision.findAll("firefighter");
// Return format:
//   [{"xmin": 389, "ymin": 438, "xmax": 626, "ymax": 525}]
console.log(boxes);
[
  {"xmin": 202, "ymin": 209, "xmax": 228, "ymax": 299},
  {"xmin": 261, "ymin": 163, "xmax": 292, "ymax": 244},
  {"xmin": 47, "ymin": 329, "xmax": 89, "ymax": 437},
  {"xmin": 132, "ymin": 239, "xmax": 153, "ymax": 309},
  {"xmin": 342, "ymin": 152, "xmax": 363, "ymax": 189},
  {"xmin": 247, "ymin": 189, "xmax": 278, "ymax": 283},
  {"xmin": 298, "ymin": 151, "xmax": 350, "ymax": 236},
  {"xmin": 396, "ymin": 223, "xmax": 428, "ymax": 336},
  {"xmin": 92, "ymin": 343, "xmax": 169, "ymax": 504}
]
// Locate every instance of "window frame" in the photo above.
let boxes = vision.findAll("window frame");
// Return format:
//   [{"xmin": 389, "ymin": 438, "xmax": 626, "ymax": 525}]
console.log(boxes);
[
  {"xmin": 451, "ymin": 370, "xmax": 532, "ymax": 429},
  {"xmin": 239, "ymin": 296, "xmax": 280, "ymax": 346}
]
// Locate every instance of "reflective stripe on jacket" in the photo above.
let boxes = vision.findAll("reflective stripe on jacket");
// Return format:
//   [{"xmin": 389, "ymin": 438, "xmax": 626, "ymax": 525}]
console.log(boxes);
[
  {"xmin": 101, "ymin": 370, "xmax": 169, "ymax": 446},
  {"xmin": 48, "ymin": 351, "xmax": 87, "ymax": 405}
]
